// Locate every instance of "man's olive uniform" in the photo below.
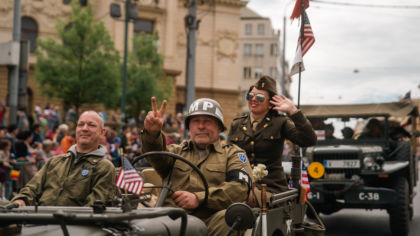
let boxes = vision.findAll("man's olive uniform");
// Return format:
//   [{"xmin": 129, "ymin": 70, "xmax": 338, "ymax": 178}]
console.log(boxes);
[
  {"xmin": 228, "ymin": 110, "xmax": 316, "ymax": 193},
  {"xmin": 141, "ymin": 131, "xmax": 253, "ymax": 235},
  {"xmin": 12, "ymin": 145, "xmax": 116, "ymax": 206}
]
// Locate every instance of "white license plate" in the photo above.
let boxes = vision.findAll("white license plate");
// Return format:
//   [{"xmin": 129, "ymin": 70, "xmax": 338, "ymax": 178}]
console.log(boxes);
[{"xmin": 323, "ymin": 160, "xmax": 360, "ymax": 168}]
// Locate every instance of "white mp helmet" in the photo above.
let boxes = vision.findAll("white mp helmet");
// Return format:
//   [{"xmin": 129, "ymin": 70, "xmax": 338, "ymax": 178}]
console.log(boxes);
[{"xmin": 184, "ymin": 98, "xmax": 226, "ymax": 131}]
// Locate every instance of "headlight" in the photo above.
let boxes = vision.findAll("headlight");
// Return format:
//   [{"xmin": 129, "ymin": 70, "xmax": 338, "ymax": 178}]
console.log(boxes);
[
  {"xmin": 375, "ymin": 156, "xmax": 384, "ymax": 166},
  {"xmin": 363, "ymin": 156, "xmax": 375, "ymax": 168}
]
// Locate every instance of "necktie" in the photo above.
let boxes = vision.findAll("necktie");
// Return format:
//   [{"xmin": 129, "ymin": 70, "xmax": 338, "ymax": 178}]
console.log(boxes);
[{"xmin": 252, "ymin": 121, "xmax": 258, "ymax": 131}]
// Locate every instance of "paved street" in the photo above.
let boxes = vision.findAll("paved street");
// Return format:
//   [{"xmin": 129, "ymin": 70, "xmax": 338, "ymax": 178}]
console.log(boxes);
[{"xmin": 321, "ymin": 169, "xmax": 420, "ymax": 236}]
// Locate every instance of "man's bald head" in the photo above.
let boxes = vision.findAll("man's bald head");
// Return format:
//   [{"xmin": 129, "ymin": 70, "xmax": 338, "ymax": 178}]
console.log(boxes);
[
  {"xmin": 79, "ymin": 111, "xmax": 105, "ymax": 128},
  {"xmin": 76, "ymin": 110, "xmax": 106, "ymax": 153}
]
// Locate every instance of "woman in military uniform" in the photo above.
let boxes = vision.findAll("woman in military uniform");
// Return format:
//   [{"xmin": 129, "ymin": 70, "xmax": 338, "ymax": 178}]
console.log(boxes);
[{"xmin": 228, "ymin": 75, "xmax": 316, "ymax": 206}]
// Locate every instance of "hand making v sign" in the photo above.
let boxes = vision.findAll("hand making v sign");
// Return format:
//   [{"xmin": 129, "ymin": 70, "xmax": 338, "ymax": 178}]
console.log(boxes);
[{"xmin": 144, "ymin": 97, "xmax": 167, "ymax": 137}]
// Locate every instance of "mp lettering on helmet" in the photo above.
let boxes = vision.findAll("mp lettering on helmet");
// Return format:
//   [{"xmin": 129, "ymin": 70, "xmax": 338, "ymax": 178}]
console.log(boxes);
[
  {"xmin": 189, "ymin": 101, "xmax": 199, "ymax": 113},
  {"xmin": 202, "ymin": 101, "xmax": 214, "ymax": 110}
]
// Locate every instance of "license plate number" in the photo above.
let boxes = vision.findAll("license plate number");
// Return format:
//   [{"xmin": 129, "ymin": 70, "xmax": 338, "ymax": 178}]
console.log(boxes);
[
  {"xmin": 323, "ymin": 160, "xmax": 360, "ymax": 168},
  {"xmin": 359, "ymin": 192, "xmax": 380, "ymax": 201}
]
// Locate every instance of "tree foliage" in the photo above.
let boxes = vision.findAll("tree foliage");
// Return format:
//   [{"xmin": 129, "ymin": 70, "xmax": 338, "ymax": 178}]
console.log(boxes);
[
  {"xmin": 34, "ymin": 2, "xmax": 120, "ymax": 112},
  {"xmin": 125, "ymin": 32, "xmax": 173, "ymax": 118}
]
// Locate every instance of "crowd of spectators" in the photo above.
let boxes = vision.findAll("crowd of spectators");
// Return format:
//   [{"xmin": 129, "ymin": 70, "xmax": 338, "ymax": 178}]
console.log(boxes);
[{"xmin": 0, "ymin": 104, "xmax": 186, "ymax": 201}]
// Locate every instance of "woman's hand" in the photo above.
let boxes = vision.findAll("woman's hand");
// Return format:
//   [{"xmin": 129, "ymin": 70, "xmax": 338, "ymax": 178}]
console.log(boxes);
[{"xmin": 270, "ymin": 95, "xmax": 298, "ymax": 115}]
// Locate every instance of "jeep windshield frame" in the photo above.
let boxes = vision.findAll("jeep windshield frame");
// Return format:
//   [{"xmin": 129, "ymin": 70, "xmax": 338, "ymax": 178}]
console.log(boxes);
[{"xmin": 301, "ymin": 102, "xmax": 418, "ymax": 143}]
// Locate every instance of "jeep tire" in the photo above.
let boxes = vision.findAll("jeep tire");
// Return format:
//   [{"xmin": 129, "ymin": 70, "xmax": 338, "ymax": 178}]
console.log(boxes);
[{"xmin": 388, "ymin": 176, "xmax": 410, "ymax": 236}]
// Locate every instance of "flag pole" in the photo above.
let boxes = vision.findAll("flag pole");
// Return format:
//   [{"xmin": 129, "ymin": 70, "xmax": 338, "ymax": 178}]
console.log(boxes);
[
  {"xmin": 294, "ymin": 1, "xmax": 306, "ymax": 200},
  {"xmin": 120, "ymin": 148, "xmax": 128, "ymax": 197},
  {"xmin": 297, "ymin": 0, "xmax": 306, "ymax": 109}
]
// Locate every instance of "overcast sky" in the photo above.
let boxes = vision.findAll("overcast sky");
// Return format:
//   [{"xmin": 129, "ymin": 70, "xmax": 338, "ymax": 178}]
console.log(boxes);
[{"xmin": 246, "ymin": 0, "xmax": 420, "ymax": 105}]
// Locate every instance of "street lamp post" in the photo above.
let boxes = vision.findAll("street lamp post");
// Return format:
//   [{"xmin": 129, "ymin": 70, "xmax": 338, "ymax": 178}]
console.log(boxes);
[
  {"xmin": 110, "ymin": 0, "xmax": 139, "ymax": 128},
  {"xmin": 184, "ymin": 0, "xmax": 197, "ymax": 114},
  {"xmin": 183, "ymin": 0, "xmax": 199, "ymax": 139},
  {"xmin": 8, "ymin": 0, "xmax": 22, "ymax": 125},
  {"xmin": 120, "ymin": 0, "xmax": 130, "ymax": 126}
]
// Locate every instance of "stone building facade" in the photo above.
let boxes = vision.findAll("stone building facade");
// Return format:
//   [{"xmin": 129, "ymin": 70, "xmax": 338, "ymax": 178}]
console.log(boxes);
[{"xmin": 0, "ymin": 0, "xmax": 247, "ymax": 128}]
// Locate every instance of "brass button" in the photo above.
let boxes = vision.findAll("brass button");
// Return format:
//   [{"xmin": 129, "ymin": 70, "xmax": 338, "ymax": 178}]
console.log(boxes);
[
  {"xmin": 270, "ymin": 136, "xmax": 274, "ymax": 140},
  {"xmin": 251, "ymin": 153, "xmax": 255, "ymax": 157},
  {"xmin": 234, "ymin": 137, "xmax": 238, "ymax": 141},
  {"xmin": 263, "ymin": 124, "xmax": 268, "ymax": 128},
  {"xmin": 266, "ymin": 117, "xmax": 270, "ymax": 121},
  {"xmin": 242, "ymin": 127, "xmax": 247, "ymax": 131},
  {"xmin": 250, "ymin": 141, "xmax": 254, "ymax": 145}
]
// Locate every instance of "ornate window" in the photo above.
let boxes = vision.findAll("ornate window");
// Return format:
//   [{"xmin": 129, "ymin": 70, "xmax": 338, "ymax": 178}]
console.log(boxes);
[
  {"xmin": 21, "ymin": 17, "xmax": 38, "ymax": 53},
  {"xmin": 254, "ymin": 67, "xmax": 263, "ymax": 79},
  {"xmin": 243, "ymin": 67, "xmax": 251, "ymax": 79},
  {"xmin": 270, "ymin": 43, "xmax": 278, "ymax": 56},
  {"xmin": 245, "ymin": 24, "xmax": 252, "ymax": 35},
  {"xmin": 257, "ymin": 23, "xmax": 265, "ymax": 35},
  {"xmin": 134, "ymin": 19, "xmax": 154, "ymax": 34},
  {"xmin": 244, "ymin": 44, "xmax": 252, "ymax": 56},
  {"xmin": 255, "ymin": 44, "xmax": 264, "ymax": 56}
]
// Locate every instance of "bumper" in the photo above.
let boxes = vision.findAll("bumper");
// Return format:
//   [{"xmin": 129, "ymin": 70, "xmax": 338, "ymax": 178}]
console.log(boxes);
[{"xmin": 308, "ymin": 181, "xmax": 397, "ymax": 206}]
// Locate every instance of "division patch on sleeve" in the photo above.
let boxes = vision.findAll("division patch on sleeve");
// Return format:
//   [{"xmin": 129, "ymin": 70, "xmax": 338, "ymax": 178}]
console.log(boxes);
[{"xmin": 238, "ymin": 153, "xmax": 247, "ymax": 163}]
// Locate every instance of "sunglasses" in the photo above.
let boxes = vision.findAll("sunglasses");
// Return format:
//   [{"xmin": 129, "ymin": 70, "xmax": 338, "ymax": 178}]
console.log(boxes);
[{"xmin": 246, "ymin": 93, "xmax": 265, "ymax": 102}]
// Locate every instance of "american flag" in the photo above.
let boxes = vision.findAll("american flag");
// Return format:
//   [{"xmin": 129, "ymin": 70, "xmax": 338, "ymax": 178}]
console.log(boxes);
[
  {"xmin": 299, "ymin": 11, "xmax": 315, "ymax": 57},
  {"xmin": 116, "ymin": 157, "xmax": 144, "ymax": 195},
  {"xmin": 290, "ymin": 11, "xmax": 315, "ymax": 76},
  {"xmin": 301, "ymin": 161, "xmax": 310, "ymax": 192}
]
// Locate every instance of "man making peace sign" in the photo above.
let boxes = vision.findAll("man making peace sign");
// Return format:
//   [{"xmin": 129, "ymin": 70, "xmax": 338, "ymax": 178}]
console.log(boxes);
[{"xmin": 141, "ymin": 97, "xmax": 253, "ymax": 236}]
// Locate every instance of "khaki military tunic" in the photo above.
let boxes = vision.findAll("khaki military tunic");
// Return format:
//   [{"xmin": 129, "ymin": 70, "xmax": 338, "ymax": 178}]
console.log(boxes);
[
  {"xmin": 141, "ymin": 130, "xmax": 253, "ymax": 235},
  {"xmin": 228, "ymin": 110, "xmax": 317, "ymax": 193},
  {"xmin": 12, "ymin": 145, "xmax": 116, "ymax": 206}
]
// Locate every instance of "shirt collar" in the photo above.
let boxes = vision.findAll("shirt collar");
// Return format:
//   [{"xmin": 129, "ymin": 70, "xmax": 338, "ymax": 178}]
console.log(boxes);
[{"xmin": 182, "ymin": 139, "xmax": 224, "ymax": 154}]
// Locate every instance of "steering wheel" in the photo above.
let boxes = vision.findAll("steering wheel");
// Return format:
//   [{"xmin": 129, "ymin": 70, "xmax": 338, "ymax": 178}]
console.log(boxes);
[{"xmin": 132, "ymin": 151, "xmax": 209, "ymax": 209}]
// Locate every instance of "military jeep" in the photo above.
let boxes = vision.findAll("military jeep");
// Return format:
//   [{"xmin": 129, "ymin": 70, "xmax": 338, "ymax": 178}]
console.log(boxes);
[{"xmin": 299, "ymin": 102, "xmax": 419, "ymax": 236}]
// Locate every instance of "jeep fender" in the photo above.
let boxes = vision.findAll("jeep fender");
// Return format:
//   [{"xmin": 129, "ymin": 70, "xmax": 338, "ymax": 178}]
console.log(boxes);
[{"xmin": 381, "ymin": 161, "xmax": 409, "ymax": 174}]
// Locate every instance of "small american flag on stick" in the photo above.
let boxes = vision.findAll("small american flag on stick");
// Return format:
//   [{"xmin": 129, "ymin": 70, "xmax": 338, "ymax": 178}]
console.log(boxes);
[
  {"xmin": 301, "ymin": 161, "xmax": 310, "ymax": 192},
  {"xmin": 116, "ymin": 156, "xmax": 144, "ymax": 195}
]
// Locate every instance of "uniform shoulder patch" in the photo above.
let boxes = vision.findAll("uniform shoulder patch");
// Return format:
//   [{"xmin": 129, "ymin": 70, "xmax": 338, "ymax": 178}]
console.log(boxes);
[
  {"xmin": 81, "ymin": 169, "xmax": 90, "ymax": 177},
  {"xmin": 238, "ymin": 153, "xmax": 247, "ymax": 163}
]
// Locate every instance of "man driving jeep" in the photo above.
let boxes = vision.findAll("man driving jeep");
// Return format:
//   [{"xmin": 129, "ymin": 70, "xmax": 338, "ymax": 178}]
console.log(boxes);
[{"xmin": 140, "ymin": 97, "xmax": 253, "ymax": 235}]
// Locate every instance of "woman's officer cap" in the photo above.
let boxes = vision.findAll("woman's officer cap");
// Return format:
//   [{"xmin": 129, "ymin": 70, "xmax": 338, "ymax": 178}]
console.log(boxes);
[{"xmin": 253, "ymin": 75, "xmax": 277, "ymax": 96}]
